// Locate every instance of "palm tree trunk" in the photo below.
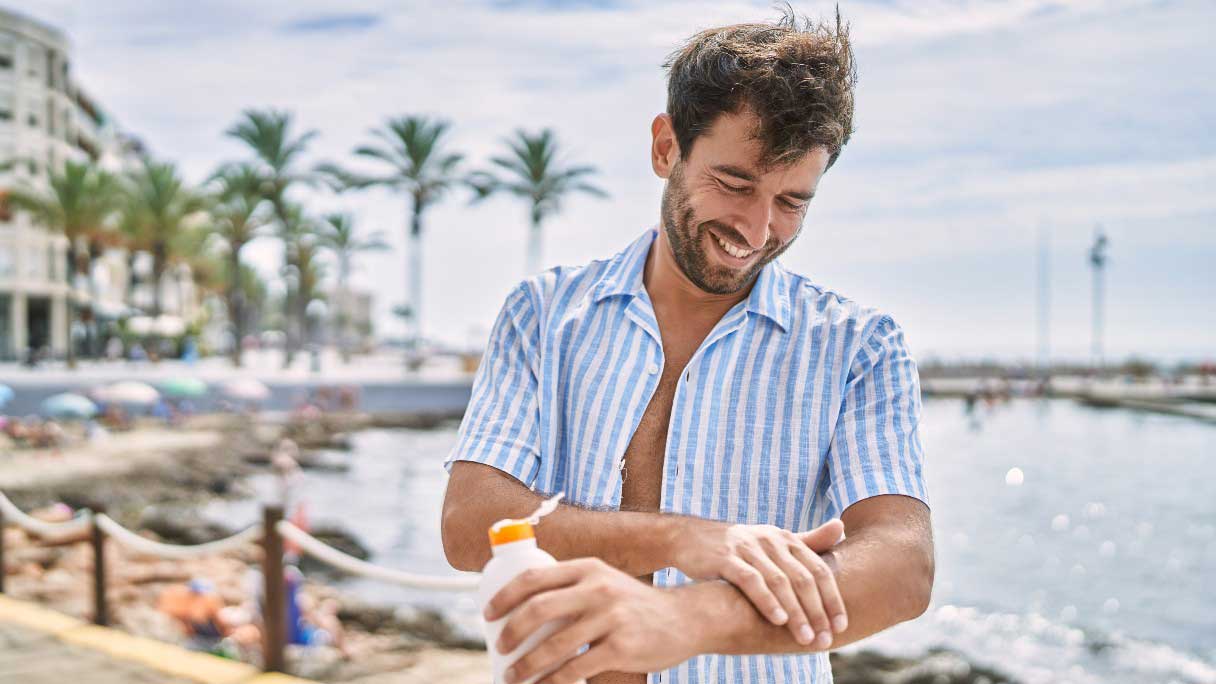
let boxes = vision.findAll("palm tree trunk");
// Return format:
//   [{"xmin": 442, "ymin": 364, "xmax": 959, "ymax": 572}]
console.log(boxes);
[
  {"xmin": 339, "ymin": 257, "xmax": 352, "ymax": 364},
  {"xmin": 408, "ymin": 201, "xmax": 423, "ymax": 357},
  {"xmin": 526, "ymin": 207, "xmax": 543, "ymax": 274},
  {"xmin": 229, "ymin": 245, "xmax": 244, "ymax": 367},
  {"xmin": 64, "ymin": 257, "xmax": 78, "ymax": 369},
  {"xmin": 152, "ymin": 240, "xmax": 166, "ymax": 317}
]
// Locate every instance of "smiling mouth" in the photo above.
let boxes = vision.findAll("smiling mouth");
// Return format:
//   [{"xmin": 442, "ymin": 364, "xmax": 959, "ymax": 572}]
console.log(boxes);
[{"xmin": 711, "ymin": 232, "xmax": 756, "ymax": 260}]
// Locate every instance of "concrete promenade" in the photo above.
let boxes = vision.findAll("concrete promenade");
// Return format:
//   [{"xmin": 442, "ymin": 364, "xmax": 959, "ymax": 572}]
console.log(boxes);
[
  {"xmin": 0, "ymin": 594, "xmax": 315, "ymax": 684},
  {"xmin": 0, "ymin": 349, "xmax": 475, "ymax": 416}
]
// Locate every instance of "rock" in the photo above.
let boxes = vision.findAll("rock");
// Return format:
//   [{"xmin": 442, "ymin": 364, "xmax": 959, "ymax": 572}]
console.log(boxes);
[
  {"xmin": 296, "ymin": 524, "xmax": 370, "ymax": 576},
  {"xmin": 829, "ymin": 648, "xmax": 1018, "ymax": 684},
  {"xmin": 335, "ymin": 600, "xmax": 481, "ymax": 650},
  {"xmin": 138, "ymin": 506, "xmax": 237, "ymax": 545}
]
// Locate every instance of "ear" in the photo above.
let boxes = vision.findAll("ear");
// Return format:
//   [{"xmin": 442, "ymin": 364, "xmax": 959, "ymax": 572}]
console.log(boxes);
[{"xmin": 650, "ymin": 113, "xmax": 680, "ymax": 179}]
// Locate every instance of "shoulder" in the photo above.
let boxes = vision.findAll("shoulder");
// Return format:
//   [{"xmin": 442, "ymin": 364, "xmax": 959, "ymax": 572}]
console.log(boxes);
[
  {"xmin": 781, "ymin": 269, "xmax": 900, "ymax": 342},
  {"xmin": 508, "ymin": 253, "xmax": 620, "ymax": 322}
]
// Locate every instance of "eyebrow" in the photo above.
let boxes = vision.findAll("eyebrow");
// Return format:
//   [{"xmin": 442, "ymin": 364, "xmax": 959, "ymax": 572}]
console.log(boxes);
[{"xmin": 710, "ymin": 164, "xmax": 815, "ymax": 202}]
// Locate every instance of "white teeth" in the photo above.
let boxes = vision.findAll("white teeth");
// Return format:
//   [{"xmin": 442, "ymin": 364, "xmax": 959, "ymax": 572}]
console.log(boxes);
[{"xmin": 717, "ymin": 236, "xmax": 753, "ymax": 259}]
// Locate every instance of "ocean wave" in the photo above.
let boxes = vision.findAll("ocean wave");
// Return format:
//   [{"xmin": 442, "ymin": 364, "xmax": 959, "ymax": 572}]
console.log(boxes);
[{"xmin": 847, "ymin": 603, "xmax": 1216, "ymax": 684}]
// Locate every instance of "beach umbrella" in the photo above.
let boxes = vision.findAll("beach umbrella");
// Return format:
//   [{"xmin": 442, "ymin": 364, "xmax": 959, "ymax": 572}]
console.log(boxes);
[
  {"xmin": 91, "ymin": 381, "xmax": 160, "ymax": 406},
  {"xmin": 153, "ymin": 314, "xmax": 187, "ymax": 338},
  {"xmin": 126, "ymin": 315, "xmax": 154, "ymax": 336},
  {"xmin": 221, "ymin": 378, "xmax": 271, "ymax": 402},
  {"xmin": 158, "ymin": 377, "xmax": 208, "ymax": 398},
  {"xmin": 0, "ymin": 384, "xmax": 13, "ymax": 409},
  {"xmin": 40, "ymin": 393, "xmax": 98, "ymax": 419}
]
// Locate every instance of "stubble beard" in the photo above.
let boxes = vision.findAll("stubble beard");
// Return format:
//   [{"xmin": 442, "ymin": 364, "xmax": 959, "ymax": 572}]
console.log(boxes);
[{"xmin": 659, "ymin": 161, "xmax": 795, "ymax": 295}]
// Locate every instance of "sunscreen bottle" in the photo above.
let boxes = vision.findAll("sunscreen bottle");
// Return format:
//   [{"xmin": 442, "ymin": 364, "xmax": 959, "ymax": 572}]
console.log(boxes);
[{"xmin": 478, "ymin": 496, "xmax": 583, "ymax": 684}]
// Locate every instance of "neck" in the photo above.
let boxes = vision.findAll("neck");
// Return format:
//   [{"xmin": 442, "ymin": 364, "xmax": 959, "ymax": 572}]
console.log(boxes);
[{"xmin": 644, "ymin": 228, "xmax": 752, "ymax": 318}]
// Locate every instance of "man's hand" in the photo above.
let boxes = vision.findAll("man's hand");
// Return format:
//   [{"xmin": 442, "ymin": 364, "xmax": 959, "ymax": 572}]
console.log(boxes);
[
  {"xmin": 671, "ymin": 517, "xmax": 847, "ymax": 647},
  {"xmin": 484, "ymin": 557, "xmax": 701, "ymax": 684}
]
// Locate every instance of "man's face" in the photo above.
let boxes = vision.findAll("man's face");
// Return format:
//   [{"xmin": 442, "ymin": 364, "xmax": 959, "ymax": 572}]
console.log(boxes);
[{"xmin": 659, "ymin": 110, "xmax": 830, "ymax": 295}]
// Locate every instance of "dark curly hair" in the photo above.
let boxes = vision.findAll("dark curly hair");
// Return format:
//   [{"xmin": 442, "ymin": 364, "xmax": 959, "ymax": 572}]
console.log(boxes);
[{"xmin": 663, "ymin": 4, "xmax": 857, "ymax": 169}]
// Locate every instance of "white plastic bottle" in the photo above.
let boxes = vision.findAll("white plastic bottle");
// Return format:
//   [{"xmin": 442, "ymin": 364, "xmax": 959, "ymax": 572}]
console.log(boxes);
[{"xmin": 478, "ymin": 517, "xmax": 584, "ymax": 684}]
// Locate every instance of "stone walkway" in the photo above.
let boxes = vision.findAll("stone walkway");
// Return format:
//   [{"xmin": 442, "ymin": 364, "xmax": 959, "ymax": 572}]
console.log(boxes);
[{"xmin": 0, "ymin": 620, "xmax": 197, "ymax": 684}]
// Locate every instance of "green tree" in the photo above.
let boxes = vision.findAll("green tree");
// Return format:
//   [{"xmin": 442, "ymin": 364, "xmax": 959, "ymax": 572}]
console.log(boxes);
[
  {"xmin": 205, "ymin": 163, "xmax": 272, "ymax": 366},
  {"xmin": 468, "ymin": 128, "xmax": 607, "ymax": 274},
  {"xmin": 7, "ymin": 159, "xmax": 122, "ymax": 366},
  {"xmin": 225, "ymin": 108, "xmax": 318, "ymax": 367},
  {"xmin": 121, "ymin": 159, "xmax": 205, "ymax": 318},
  {"xmin": 317, "ymin": 115, "xmax": 463, "ymax": 355},
  {"xmin": 317, "ymin": 212, "xmax": 388, "ymax": 362}
]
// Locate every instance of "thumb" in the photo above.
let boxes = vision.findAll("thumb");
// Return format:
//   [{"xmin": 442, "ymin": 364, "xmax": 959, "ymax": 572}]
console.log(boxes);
[{"xmin": 798, "ymin": 518, "xmax": 845, "ymax": 551}]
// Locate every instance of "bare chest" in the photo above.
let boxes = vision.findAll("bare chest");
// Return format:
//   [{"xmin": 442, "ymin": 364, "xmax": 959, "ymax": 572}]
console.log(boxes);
[{"xmin": 617, "ymin": 326, "xmax": 707, "ymax": 514}]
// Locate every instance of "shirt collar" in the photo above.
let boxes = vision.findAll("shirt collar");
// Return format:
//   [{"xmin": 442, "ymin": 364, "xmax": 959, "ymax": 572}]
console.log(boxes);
[{"xmin": 593, "ymin": 227, "xmax": 791, "ymax": 333}]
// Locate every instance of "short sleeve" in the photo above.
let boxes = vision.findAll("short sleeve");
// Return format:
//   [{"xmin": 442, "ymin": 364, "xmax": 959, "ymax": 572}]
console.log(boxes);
[
  {"xmin": 825, "ymin": 315, "xmax": 929, "ymax": 515},
  {"xmin": 444, "ymin": 283, "xmax": 542, "ymax": 487}
]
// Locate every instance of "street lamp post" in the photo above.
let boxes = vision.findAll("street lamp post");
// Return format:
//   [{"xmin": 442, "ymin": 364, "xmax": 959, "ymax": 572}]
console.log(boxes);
[{"xmin": 1088, "ymin": 226, "xmax": 1109, "ymax": 375}]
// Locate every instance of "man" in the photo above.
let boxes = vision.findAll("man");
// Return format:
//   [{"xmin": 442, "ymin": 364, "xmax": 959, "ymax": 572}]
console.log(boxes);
[{"xmin": 442, "ymin": 8, "xmax": 933, "ymax": 684}]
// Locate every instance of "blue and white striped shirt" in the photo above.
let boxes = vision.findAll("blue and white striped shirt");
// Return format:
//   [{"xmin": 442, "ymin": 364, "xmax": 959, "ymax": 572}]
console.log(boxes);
[{"xmin": 446, "ymin": 227, "xmax": 929, "ymax": 683}]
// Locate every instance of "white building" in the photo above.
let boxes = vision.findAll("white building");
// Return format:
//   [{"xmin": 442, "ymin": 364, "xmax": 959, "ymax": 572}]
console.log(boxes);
[{"xmin": 0, "ymin": 6, "xmax": 143, "ymax": 361}]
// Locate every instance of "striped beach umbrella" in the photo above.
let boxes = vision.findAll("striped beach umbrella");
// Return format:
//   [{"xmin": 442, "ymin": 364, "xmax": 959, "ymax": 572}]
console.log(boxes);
[
  {"xmin": 158, "ymin": 377, "xmax": 208, "ymax": 398},
  {"xmin": 40, "ymin": 393, "xmax": 99, "ymax": 419}
]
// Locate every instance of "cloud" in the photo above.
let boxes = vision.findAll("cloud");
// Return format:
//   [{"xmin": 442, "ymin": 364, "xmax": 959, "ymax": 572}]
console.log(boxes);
[
  {"xmin": 14, "ymin": 0, "xmax": 1216, "ymax": 361},
  {"xmin": 280, "ymin": 12, "xmax": 381, "ymax": 33}
]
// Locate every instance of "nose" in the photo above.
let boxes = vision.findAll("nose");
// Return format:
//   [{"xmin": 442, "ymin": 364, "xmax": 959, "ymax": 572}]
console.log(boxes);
[{"xmin": 731, "ymin": 194, "xmax": 771, "ymax": 250}]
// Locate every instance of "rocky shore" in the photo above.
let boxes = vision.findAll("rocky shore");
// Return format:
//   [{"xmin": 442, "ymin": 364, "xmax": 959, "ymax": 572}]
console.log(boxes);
[{"xmin": 1, "ymin": 413, "xmax": 1016, "ymax": 683}]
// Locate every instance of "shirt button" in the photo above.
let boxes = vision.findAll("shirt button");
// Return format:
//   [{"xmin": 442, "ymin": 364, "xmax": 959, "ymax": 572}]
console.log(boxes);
[{"xmin": 648, "ymin": 364, "xmax": 659, "ymax": 375}]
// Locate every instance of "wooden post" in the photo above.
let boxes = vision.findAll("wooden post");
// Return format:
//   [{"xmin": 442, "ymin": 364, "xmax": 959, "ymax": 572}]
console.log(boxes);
[
  {"xmin": 90, "ymin": 508, "xmax": 107, "ymax": 626},
  {"xmin": 261, "ymin": 505, "xmax": 286, "ymax": 673},
  {"xmin": 0, "ymin": 503, "xmax": 6, "ymax": 594}
]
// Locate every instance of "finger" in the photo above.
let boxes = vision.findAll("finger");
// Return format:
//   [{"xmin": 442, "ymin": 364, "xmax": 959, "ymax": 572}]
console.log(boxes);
[
  {"xmin": 797, "ymin": 518, "xmax": 845, "ymax": 551},
  {"xmin": 486, "ymin": 560, "xmax": 590, "ymax": 621},
  {"xmin": 720, "ymin": 558, "xmax": 785, "ymax": 627},
  {"xmin": 536, "ymin": 642, "xmax": 615, "ymax": 684},
  {"xmin": 790, "ymin": 542, "xmax": 848, "ymax": 636},
  {"xmin": 774, "ymin": 545, "xmax": 831, "ymax": 644},
  {"xmin": 739, "ymin": 545, "xmax": 813, "ymax": 645},
  {"xmin": 498, "ymin": 585, "xmax": 595, "ymax": 654},
  {"xmin": 507, "ymin": 613, "xmax": 612, "ymax": 684}
]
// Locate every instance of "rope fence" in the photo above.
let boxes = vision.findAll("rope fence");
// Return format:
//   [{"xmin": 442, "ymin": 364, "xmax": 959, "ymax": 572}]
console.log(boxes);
[
  {"xmin": 0, "ymin": 488, "xmax": 480, "ymax": 675},
  {"xmin": 277, "ymin": 520, "xmax": 480, "ymax": 591}
]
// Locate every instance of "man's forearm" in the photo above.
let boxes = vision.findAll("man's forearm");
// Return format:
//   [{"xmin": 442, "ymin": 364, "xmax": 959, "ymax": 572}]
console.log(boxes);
[
  {"xmin": 442, "ymin": 462, "xmax": 686, "ymax": 574},
  {"xmin": 679, "ymin": 523, "xmax": 934, "ymax": 655}
]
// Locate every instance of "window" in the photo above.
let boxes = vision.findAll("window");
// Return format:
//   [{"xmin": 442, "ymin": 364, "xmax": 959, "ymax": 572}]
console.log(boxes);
[{"xmin": 0, "ymin": 54, "xmax": 11, "ymax": 69}]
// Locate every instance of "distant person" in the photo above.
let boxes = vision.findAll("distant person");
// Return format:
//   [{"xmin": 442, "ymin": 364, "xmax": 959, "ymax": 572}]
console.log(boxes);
[
  {"xmin": 442, "ymin": 9, "xmax": 932, "ymax": 684},
  {"xmin": 104, "ymin": 336, "xmax": 124, "ymax": 361}
]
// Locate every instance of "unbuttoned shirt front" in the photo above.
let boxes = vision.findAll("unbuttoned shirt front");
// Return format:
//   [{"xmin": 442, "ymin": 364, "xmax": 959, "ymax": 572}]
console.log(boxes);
[{"xmin": 446, "ymin": 227, "xmax": 930, "ymax": 684}]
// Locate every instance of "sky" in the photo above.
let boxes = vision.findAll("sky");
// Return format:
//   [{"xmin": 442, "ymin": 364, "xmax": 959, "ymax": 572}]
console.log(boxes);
[{"xmin": 13, "ymin": 0, "xmax": 1216, "ymax": 363}]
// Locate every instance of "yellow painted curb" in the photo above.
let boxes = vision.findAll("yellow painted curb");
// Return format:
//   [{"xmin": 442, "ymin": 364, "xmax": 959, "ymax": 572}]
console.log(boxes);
[
  {"xmin": 247, "ymin": 674, "xmax": 324, "ymax": 684},
  {"xmin": 0, "ymin": 594, "xmax": 85, "ymax": 635},
  {"xmin": 0, "ymin": 595, "xmax": 322, "ymax": 684},
  {"xmin": 61, "ymin": 624, "xmax": 260, "ymax": 684}
]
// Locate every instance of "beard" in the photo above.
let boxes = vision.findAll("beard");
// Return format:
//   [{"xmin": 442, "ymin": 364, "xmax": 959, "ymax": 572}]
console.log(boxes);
[{"xmin": 659, "ymin": 161, "xmax": 797, "ymax": 295}]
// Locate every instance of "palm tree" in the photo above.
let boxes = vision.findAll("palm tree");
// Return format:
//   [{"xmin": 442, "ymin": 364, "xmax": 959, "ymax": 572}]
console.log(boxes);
[
  {"xmin": 295, "ymin": 234, "xmax": 327, "ymax": 356},
  {"xmin": 225, "ymin": 108, "xmax": 318, "ymax": 367},
  {"xmin": 7, "ymin": 159, "xmax": 122, "ymax": 366},
  {"xmin": 317, "ymin": 115, "xmax": 464, "ymax": 355},
  {"xmin": 468, "ymin": 128, "xmax": 608, "ymax": 274},
  {"xmin": 121, "ymin": 159, "xmax": 205, "ymax": 318},
  {"xmin": 273, "ymin": 202, "xmax": 323, "ymax": 356},
  {"xmin": 317, "ymin": 213, "xmax": 388, "ymax": 362},
  {"xmin": 206, "ymin": 163, "xmax": 272, "ymax": 366}
]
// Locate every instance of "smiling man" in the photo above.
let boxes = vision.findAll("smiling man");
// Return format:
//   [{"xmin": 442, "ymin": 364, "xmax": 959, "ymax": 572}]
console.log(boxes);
[{"xmin": 441, "ymin": 8, "xmax": 933, "ymax": 684}]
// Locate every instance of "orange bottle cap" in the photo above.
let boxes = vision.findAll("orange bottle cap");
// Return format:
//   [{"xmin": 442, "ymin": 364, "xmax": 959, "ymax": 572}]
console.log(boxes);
[{"xmin": 488, "ymin": 518, "xmax": 535, "ymax": 546}]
